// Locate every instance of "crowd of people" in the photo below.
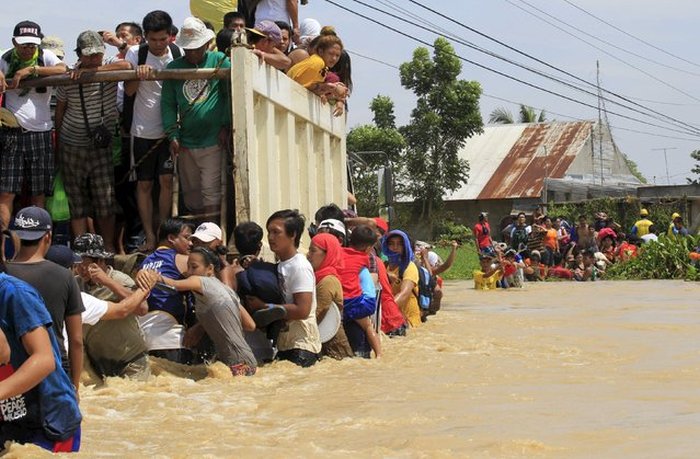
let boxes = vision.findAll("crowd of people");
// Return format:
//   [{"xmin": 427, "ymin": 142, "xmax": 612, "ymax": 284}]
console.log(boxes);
[
  {"xmin": 0, "ymin": 4, "xmax": 377, "ymax": 453},
  {"xmin": 0, "ymin": 6, "xmax": 351, "ymax": 255},
  {"xmin": 472, "ymin": 207, "xmax": 696, "ymax": 288}
]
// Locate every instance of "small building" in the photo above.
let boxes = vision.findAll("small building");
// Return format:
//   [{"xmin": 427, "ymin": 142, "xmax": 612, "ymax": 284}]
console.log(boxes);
[{"xmin": 443, "ymin": 121, "xmax": 641, "ymax": 228}]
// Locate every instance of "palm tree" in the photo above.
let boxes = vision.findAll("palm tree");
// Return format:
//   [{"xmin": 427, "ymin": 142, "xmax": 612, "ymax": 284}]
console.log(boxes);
[{"xmin": 489, "ymin": 104, "xmax": 546, "ymax": 124}]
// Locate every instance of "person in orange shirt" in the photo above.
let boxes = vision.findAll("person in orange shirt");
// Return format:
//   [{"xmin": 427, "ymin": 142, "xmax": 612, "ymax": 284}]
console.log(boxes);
[{"xmin": 541, "ymin": 216, "xmax": 559, "ymax": 267}]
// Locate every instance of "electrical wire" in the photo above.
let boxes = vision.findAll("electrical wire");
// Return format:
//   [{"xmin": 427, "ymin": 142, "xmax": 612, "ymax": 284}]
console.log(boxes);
[
  {"xmin": 505, "ymin": 0, "xmax": 700, "ymax": 103},
  {"xmin": 560, "ymin": 0, "xmax": 700, "ymax": 69},
  {"xmin": 406, "ymin": 0, "xmax": 700, "ymax": 134},
  {"xmin": 322, "ymin": 0, "xmax": 700, "ymax": 138}
]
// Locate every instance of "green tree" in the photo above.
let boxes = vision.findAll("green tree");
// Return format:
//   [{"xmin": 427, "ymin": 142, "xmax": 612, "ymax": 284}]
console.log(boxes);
[
  {"xmin": 398, "ymin": 37, "xmax": 483, "ymax": 222},
  {"xmin": 347, "ymin": 96, "xmax": 406, "ymax": 216},
  {"xmin": 489, "ymin": 104, "xmax": 546, "ymax": 124},
  {"xmin": 688, "ymin": 149, "xmax": 700, "ymax": 184}
]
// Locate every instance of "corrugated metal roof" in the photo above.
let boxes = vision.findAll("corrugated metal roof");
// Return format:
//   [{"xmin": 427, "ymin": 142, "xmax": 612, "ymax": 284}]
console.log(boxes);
[{"xmin": 444, "ymin": 121, "xmax": 594, "ymax": 201}]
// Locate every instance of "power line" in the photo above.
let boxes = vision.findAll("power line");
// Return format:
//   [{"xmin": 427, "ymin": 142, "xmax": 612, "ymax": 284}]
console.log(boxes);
[
  {"xmin": 505, "ymin": 0, "xmax": 700, "ymax": 103},
  {"xmin": 560, "ymin": 0, "xmax": 700, "ymax": 69},
  {"xmin": 347, "ymin": 49, "xmax": 399, "ymax": 69},
  {"xmin": 511, "ymin": 0, "xmax": 700, "ymax": 78},
  {"xmin": 404, "ymin": 0, "xmax": 700, "ymax": 135},
  {"xmin": 322, "ymin": 0, "xmax": 700, "ymax": 138}
]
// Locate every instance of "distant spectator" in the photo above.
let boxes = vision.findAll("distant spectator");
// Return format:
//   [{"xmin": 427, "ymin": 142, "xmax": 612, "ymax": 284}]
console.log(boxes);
[
  {"xmin": 474, "ymin": 212, "xmax": 494, "ymax": 256},
  {"xmin": 0, "ymin": 21, "xmax": 67, "ymax": 231},
  {"xmin": 162, "ymin": 17, "xmax": 230, "ymax": 216},
  {"xmin": 297, "ymin": 18, "xmax": 321, "ymax": 50},
  {"xmin": 641, "ymin": 224, "xmax": 659, "ymax": 244},
  {"xmin": 55, "ymin": 30, "xmax": 131, "ymax": 252},
  {"xmin": 630, "ymin": 208, "xmax": 654, "ymax": 237},
  {"xmin": 510, "ymin": 212, "xmax": 531, "ymax": 253},
  {"xmin": 668, "ymin": 213, "xmax": 688, "ymax": 238}
]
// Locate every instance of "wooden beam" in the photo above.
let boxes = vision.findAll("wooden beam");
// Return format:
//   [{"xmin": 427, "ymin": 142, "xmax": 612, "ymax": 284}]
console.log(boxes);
[{"xmin": 9, "ymin": 68, "xmax": 230, "ymax": 88}]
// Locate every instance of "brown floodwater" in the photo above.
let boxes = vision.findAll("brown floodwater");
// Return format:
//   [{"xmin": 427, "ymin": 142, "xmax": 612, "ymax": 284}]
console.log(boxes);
[{"xmin": 8, "ymin": 280, "xmax": 700, "ymax": 458}]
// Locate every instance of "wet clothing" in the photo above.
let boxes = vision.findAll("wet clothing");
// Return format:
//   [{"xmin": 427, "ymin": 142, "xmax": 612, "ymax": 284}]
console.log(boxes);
[
  {"xmin": 79, "ymin": 269, "xmax": 149, "ymax": 380},
  {"xmin": 388, "ymin": 262, "xmax": 421, "ymax": 328},
  {"xmin": 139, "ymin": 248, "xmax": 191, "ymax": 356},
  {"xmin": 315, "ymin": 275, "xmax": 353, "ymax": 360},
  {"xmin": 0, "ymin": 273, "xmax": 82, "ymax": 451},
  {"xmin": 193, "ymin": 276, "xmax": 256, "ymax": 369},
  {"xmin": 276, "ymin": 254, "xmax": 322, "ymax": 356}
]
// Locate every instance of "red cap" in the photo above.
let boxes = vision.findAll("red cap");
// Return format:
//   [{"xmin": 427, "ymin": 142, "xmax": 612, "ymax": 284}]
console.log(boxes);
[{"xmin": 373, "ymin": 217, "xmax": 389, "ymax": 233}]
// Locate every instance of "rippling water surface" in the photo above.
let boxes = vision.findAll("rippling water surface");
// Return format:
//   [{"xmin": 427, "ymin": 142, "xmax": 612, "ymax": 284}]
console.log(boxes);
[{"xmin": 8, "ymin": 280, "xmax": 700, "ymax": 458}]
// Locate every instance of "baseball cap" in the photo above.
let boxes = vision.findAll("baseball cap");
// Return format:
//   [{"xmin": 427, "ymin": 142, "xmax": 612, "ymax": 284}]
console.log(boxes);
[
  {"xmin": 13, "ymin": 21, "xmax": 43, "ymax": 46},
  {"xmin": 530, "ymin": 249, "xmax": 541, "ymax": 259},
  {"xmin": 318, "ymin": 219, "xmax": 346, "ymax": 236},
  {"xmin": 75, "ymin": 30, "xmax": 105, "ymax": 56},
  {"xmin": 640, "ymin": 208, "xmax": 649, "ymax": 217},
  {"xmin": 73, "ymin": 233, "xmax": 113, "ymax": 259},
  {"xmin": 176, "ymin": 17, "xmax": 215, "ymax": 50},
  {"xmin": 671, "ymin": 212, "xmax": 681, "ymax": 220},
  {"xmin": 479, "ymin": 211, "xmax": 488, "ymax": 220},
  {"xmin": 41, "ymin": 36, "xmax": 65, "ymax": 59},
  {"xmin": 251, "ymin": 20, "xmax": 282, "ymax": 45},
  {"xmin": 11, "ymin": 206, "xmax": 52, "ymax": 241},
  {"xmin": 373, "ymin": 217, "xmax": 389, "ymax": 233},
  {"xmin": 45, "ymin": 245, "xmax": 81, "ymax": 269},
  {"xmin": 191, "ymin": 222, "xmax": 222, "ymax": 243}
]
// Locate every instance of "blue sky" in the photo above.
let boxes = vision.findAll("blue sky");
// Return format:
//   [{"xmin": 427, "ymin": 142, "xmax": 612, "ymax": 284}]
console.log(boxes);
[{"xmin": 3, "ymin": 0, "xmax": 699, "ymax": 184}]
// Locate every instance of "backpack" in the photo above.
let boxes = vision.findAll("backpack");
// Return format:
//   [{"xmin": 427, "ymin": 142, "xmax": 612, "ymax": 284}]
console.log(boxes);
[
  {"xmin": 120, "ymin": 43, "xmax": 182, "ymax": 131},
  {"xmin": 236, "ymin": 260, "xmax": 284, "ymax": 306},
  {"xmin": 511, "ymin": 226, "xmax": 529, "ymax": 251},
  {"xmin": 416, "ymin": 266, "xmax": 436, "ymax": 310}
]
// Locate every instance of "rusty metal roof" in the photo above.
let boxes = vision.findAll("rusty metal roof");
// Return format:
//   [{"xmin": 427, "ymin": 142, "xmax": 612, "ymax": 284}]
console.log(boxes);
[{"xmin": 444, "ymin": 121, "xmax": 595, "ymax": 201}]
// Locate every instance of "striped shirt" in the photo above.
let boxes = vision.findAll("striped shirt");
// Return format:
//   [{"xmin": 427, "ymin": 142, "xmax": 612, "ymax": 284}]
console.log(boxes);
[{"xmin": 56, "ymin": 81, "xmax": 118, "ymax": 147}]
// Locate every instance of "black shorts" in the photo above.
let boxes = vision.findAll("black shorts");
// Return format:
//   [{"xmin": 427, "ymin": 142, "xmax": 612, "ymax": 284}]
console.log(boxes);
[
  {"xmin": 132, "ymin": 136, "xmax": 174, "ymax": 181},
  {"xmin": 276, "ymin": 348, "xmax": 320, "ymax": 368}
]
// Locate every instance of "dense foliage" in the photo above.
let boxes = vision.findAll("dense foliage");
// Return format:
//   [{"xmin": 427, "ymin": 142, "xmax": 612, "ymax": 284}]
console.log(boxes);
[{"xmin": 607, "ymin": 235, "xmax": 700, "ymax": 281}]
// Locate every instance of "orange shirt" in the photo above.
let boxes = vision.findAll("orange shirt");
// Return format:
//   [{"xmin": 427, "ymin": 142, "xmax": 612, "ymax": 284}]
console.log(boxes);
[{"xmin": 543, "ymin": 228, "xmax": 558, "ymax": 250}]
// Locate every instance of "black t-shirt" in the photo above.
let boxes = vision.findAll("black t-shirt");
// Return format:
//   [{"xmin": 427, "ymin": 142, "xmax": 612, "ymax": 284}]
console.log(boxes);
[{"xmin": 6, "ymin": 260, "xmax": 85, "ymax": 367}]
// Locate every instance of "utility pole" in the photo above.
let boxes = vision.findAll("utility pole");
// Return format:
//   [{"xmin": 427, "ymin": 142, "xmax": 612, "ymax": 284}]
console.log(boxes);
[
  {"xmin": 596, "ymin": 60, "xmax": 604, "ymax": 186},
  {"xmin": 651, "ymin": 147, "xmax": 677, "ymax": 185}
]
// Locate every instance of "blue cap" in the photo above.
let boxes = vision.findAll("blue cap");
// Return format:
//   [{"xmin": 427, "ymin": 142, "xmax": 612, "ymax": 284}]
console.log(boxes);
[{"xmin": 45, "ymin": 245, "xmax": 81, "ymax": 268}]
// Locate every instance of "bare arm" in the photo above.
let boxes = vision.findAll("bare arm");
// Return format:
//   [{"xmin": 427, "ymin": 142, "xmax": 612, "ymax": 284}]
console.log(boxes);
[
  {"xmin": 0, "ymin": 326, "xmax": 55, "ymax": 400},
  {"xmin": 239, "ymin": 306, "xmax": 256, "ymax": 332},
  {"xmin": 0, "ymin": 329, "xmax": 10, "ymax": 365},
  {"xmin": 64, "ymin": 314, "xmax": 83, "ymax": 390},
  {"xmin": 282, "ymin": 291, "xmax": 313, "ymax": 321},
  {"xmin": 136, "ymin": 269, "xmax": 203, "ymax": 294},
  {"xmin": 252, "ymin": 48, "xmax": 291, "ymax": 71},
  {"xmin": 101, "ymin": 286, "xmax": 153, "ymax": 321},
  {"xmin": 287, "ymin": 0, "xmax": 300, "ymax": 31},
  {"xmin": 433, "ymin": 243, "xmax": 458, "ymax": 276},
  {"xmin": 8, "ymin": 62, "xmax": 67, "ymax": 89},
  {"xmin": 54, "ymin": 99, "xmax": 67, "ymax": 133},
  {"xmin": 393, "ymin": 279, "xmax": 416, "ymax": 310}
]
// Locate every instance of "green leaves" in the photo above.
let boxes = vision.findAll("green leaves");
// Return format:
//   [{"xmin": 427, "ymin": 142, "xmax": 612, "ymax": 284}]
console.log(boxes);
[{"xmin": 607, "ymin": 235, "xmax": 700, "ymax": 280}]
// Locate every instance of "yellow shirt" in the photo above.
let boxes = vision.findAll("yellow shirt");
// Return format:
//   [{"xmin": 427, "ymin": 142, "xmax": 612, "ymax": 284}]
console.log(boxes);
[
  {"xmin": 388, "ymin": 262, "xmax": 421, "ymax": 328},
  {"xmin": 287, "ymin": 54, "xmax": 326, "ymax": 88},
  {"xmin": 633, "ymin": 218, "xmax": 653, "ymax": 237}
]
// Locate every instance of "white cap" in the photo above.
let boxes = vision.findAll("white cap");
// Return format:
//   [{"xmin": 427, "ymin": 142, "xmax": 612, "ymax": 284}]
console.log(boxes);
[
  {"xmin": 190, "ymin": 222, "xmax": 222, "ymax": 243},
  {"xmin": 318, "ymin": 219, "xmax": 346, "ymax": 236},
  {"xmin": 176, "ymin": 17, "xmax": 215, "ymax": 50}
]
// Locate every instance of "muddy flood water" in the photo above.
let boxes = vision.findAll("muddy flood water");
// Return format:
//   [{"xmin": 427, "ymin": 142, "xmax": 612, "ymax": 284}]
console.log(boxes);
[{"xmin": 8, "ymin": 280, "xmax": 700, "ymax": 458}]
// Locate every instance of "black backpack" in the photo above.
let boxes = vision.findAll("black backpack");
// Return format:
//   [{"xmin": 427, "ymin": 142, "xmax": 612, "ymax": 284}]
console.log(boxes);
[
  {"xmin": 120, "ymin": 43, "xmax": 182, "ymax": 131},
  {"xmin": 511, "ymin": 226, "xmax": 529, "ymax": 251}
]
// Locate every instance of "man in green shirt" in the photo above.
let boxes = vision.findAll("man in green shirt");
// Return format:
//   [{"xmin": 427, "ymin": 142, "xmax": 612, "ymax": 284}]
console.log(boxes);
[{"xmin": 161, "ymin": 17, "xmax": 231, "ymax": 216}]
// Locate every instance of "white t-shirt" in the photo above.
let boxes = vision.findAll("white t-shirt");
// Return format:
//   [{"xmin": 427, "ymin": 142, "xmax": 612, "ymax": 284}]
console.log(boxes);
[
  {"xmin": 641, "ymin": 233, "xmax": 659, "ymax": 243},
  {"xmin": 137, "ymin": 310, "xmax": 185, "ymax": 351},
  {"xmin": 255, "ymin": 0, "xmax": 292, "ymax": 25},
  {"xmin": 64, "ymin": 292, "xmax": 109, "ymax": 350},
  {"xmin": 0, "ymin": 49, "xmax": 61, "ymax": 131},
  {"xmin": 125, "ymin": 46, "xmax": 177, "ymax": 139},
  {"xmin": 276, "ymin": 253, "xmax": 321, "ymax": 353}
]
